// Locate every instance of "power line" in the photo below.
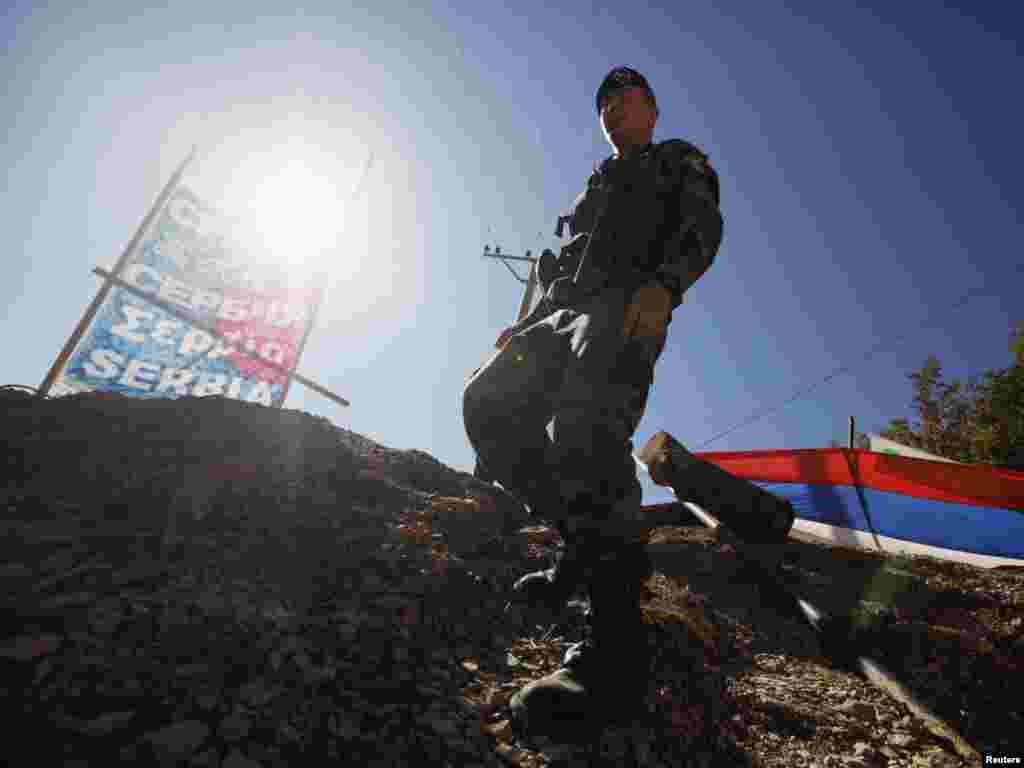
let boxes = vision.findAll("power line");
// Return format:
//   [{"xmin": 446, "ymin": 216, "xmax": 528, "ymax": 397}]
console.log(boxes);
[{"xmin": 693, "ymin": 264, "xmax": 1024, "ymax": 450}]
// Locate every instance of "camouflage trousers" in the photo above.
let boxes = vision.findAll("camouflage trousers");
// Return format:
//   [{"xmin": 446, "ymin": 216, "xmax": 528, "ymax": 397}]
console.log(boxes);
[{"xmin": 463, "ymin": 285, "xmax": 669, "ymax": 542}]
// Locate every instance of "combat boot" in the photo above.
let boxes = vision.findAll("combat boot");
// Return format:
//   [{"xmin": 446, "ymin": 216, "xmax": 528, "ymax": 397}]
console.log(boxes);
[{"xmin": 508, "ymin": 538, "xmax": 652, "ymax": 740}]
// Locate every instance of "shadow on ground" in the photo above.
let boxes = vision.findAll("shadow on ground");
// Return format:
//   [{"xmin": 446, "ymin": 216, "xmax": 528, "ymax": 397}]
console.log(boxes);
[{"xmin": 1, "ymin": 390, "xmax": 1019, "ymax": 767}]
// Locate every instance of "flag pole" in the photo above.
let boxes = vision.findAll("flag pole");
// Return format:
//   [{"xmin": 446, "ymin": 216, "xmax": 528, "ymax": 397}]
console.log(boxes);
[
  {"xmin": 37, "ymin": 146, "xmax": 199, "ymax": 398},
  {"xmin": 279, "ymin": 149, "xmax": 373, "ymax": 406}
]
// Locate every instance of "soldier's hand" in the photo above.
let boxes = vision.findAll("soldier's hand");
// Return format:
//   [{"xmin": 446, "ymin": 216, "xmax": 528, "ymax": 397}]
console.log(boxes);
[{"xmin": 623, "ymin": 282, "xmax": 672, "ymax": 339}]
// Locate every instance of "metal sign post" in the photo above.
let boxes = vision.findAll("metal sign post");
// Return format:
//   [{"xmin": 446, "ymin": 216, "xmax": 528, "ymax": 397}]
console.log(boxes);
[{"xmin": 38, "ymin": 147, "xmax": 198, "ymax": 398}]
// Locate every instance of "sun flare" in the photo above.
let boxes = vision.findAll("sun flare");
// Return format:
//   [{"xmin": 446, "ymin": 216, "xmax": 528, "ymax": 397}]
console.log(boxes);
[{"xmin": 245, "ymin": 159, "xmax": 345, "ymax": 270}]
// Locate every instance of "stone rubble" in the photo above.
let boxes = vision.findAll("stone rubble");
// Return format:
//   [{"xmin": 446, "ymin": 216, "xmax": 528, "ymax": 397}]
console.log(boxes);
[{"xmin": 0, "ymin": 390, "xmax": 1020, "ymax": 766}]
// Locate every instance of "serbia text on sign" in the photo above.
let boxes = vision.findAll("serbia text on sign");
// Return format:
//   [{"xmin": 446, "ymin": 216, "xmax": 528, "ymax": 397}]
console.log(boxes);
[{"xmin": 121, "ymin": 263, "xmax": 311, "ymax": 328}]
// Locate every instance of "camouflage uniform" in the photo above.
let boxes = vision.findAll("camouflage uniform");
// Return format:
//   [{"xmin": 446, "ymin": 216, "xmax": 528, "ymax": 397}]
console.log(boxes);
[{"xmin": 462, "ymin": 68, "xmax": 723, "ymax": 736}]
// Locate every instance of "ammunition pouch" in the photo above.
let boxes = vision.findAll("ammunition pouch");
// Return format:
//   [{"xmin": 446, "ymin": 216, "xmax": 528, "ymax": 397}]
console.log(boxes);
[
  {"xmin": 536, "ymin": 248, "xmax": 559, "ymax": 294},
  {"xmin": 537, "ymin": 235, "xmax": 587, "ymax": 295},
  {"xmin": 544, "ymin": 276, "xmax": 575, "ymax": 307}
]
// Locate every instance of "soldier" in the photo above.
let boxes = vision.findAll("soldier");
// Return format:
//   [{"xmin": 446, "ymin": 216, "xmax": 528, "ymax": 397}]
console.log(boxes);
[{"xmin": 462, "ymin": 67, "xmax": 723, "ymax": 737}]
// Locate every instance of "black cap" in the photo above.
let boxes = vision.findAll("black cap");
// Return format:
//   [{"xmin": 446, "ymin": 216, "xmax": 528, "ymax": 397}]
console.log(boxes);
[{"xmin": 596, "ymin": 67, "xmax": 654, "ymax": 114}]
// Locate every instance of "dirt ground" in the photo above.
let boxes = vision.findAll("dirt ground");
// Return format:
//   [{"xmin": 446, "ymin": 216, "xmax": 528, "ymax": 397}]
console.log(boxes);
[{"xmin": 2, "ymin": 390, "xmax": 1022, "ymax": 767}]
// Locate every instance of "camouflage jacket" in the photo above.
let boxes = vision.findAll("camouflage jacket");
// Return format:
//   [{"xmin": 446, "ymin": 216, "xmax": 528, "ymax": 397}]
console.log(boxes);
[{"xmin": 541, "ymin": 139, "xmax": 722, "ymax": 313}]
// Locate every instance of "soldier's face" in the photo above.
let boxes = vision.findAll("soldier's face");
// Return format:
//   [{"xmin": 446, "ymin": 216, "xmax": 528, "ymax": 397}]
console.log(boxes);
[{"xmin": 599, "ymin": 86, "xmax": 657, "ymax": 150}]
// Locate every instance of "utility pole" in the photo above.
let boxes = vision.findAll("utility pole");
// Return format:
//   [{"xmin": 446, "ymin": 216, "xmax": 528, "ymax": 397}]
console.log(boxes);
[{"xmin": 481, "ymin": 244, "xmax": 540, "ymax": 323}]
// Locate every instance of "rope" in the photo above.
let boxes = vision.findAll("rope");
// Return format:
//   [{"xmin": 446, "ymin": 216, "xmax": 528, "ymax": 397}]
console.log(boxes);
[{"xmin": 694, "ymin": 263, "xmax": 1024, "ymax": 450}]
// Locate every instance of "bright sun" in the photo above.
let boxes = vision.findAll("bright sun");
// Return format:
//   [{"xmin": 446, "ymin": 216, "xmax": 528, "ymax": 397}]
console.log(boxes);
[{"xmin": 244, "ymin": 158, "xmax": 345, "ymax": 270}]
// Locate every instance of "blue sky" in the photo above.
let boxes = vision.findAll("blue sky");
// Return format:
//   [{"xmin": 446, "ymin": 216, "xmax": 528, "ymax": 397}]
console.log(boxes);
[{"xmin": 3, "ymin": 1, "xmax": 1021, "ymax": 505}]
